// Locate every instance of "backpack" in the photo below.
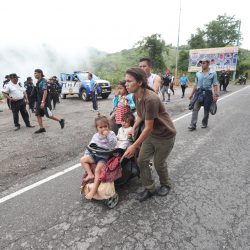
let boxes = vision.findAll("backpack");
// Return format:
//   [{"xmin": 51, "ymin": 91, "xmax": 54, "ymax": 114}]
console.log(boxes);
[{"xmin": 162, "ymin": 75, "xmax": 171, "ymax": 86}]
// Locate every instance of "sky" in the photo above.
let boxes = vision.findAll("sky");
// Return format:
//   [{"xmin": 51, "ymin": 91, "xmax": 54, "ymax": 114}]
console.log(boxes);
[{"xmin": 0, "ymin": 0, "xmax": 249, "ymax": 82}]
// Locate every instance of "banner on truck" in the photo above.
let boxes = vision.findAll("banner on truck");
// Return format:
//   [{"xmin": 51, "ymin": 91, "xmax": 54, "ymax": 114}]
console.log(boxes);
[{"xmin": 188, "ymin": 47, "xmax": 238, "ymax": 72}]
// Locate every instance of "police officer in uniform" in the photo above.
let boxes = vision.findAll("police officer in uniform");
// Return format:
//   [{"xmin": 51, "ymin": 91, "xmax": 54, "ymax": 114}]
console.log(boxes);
[
  {"xmin": 3, "ymin": 75, "xmax": 11, "ymax": 109},
  {"xmin": 25, "ymin": 76, "xmax": 36, "ymax": 112},
  {"xmin": 48, "ymin": 77, "xmax": 59, "ymax": 109},
  {"xmin": 2, "ymin": 73, "xmax": 34, "ymax": 131}
]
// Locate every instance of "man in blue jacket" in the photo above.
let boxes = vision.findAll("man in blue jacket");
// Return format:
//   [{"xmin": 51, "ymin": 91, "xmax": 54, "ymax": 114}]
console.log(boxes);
[{"xmin": 188, "ymin": 58, "xmax": 219, "ymax": 131}]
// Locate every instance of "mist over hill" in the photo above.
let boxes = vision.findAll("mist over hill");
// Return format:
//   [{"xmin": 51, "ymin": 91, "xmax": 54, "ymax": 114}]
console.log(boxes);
[
  {"xmin": 0, "ymin": 44, "xmax": 176, "ymax": 87},
  {"xmin": 0, "ymin": 44, "xmax": 107, "ymax": 85}
]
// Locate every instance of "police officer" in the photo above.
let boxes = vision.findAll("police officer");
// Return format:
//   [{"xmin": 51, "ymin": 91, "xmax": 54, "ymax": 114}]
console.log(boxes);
[
  {"xmin": 25, "ymin": 76, "xmax": 36, "ymax": 112},
  {"xmin": 48, "ymin": 77, "xmax": 59, "ymax": 109},
  {"xmin": 2, "ymin": 73, "xmax": 34, "ymax": 131},
  {"xmin": 52, "ymin": 76, "xmax": 61, "ymax": 103},
  {"xmin": 3, "ymin": 75, "xmax": 11, "ymax": 109},
  {"xmin": 219, "ymin": 70, "xmax": 226, "ymax": 91}
]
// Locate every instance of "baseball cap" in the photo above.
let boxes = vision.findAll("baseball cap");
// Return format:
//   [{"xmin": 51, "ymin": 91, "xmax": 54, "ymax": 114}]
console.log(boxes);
[
  {"xmin": 9, "ymin": 73, "xmax": 20, "ymax": 79},
  {"xmin": 199, "ymin": 57, "xmax": 210, "ymax": 63}
]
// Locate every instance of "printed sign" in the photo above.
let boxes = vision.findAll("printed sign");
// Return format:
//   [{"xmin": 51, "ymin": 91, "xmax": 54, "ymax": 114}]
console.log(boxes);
[
  {"xmin": 188, "ymin": 47, "xmax": 238, "ymax": 72},
  {"xmin": 61, "ymin": 81, "xmax": 80, "ymax": 94}
]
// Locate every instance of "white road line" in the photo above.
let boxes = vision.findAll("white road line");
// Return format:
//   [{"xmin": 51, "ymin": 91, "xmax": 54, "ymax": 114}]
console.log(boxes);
[
  {"xmin": 0, "ymin": 86, "xmax": 249, "ymax": 204},
  {"xmin": 0, "ymin": 163, "xmax": 80, "ymax": 204}
]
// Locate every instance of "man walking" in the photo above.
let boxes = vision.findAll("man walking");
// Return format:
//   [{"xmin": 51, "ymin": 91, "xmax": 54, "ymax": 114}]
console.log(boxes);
[
  {"xmin": 2, "ymin": 73, "xmax": 34, "ymax": 131},
  {"xmin": 188, "ymin": 58, "xmax": 219, "ymax": 130},
  {"xmin": 180, "ymin": 73, "xmax": 190, "ymax": 98},
  {"xmin": 88, "ymin": 72, "xmax": 98, "ymax": 111},
  {"xmin": 34, "ymin": 69, "xmax": 65, "ymax": 134},
  {"xmin": 139, "ymin": 58, "xmax": 161, "ymax": 93},
  {"xmin": 161, "ymin": 71, "xmax": 172, "ymax": 102},
  {"xmin": 219, "ymin": 70, "xmax": 226, "ymax": 91}
]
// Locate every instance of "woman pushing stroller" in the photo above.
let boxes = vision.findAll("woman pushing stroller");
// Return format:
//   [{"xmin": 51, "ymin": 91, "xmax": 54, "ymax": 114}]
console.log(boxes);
[{"xmin": 124, "ymin": 67, "xmax": 176, "ymax": 202}]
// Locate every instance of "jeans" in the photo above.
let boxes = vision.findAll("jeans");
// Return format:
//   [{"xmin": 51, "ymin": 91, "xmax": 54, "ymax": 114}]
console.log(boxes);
[
  {"xmin": 91, "ymin": 91, "xmax": 98, "ymax": 110},
  {"xmin": 181, "ymin": 85, "xmax": 186, "ymax": 97},
  {"xmin": 137, "ymin": 135, "xmax": 175, "ymax": 192},
  {"xmin": 190, "ymin": 101, "xmax": 210, "ymax": 128}
]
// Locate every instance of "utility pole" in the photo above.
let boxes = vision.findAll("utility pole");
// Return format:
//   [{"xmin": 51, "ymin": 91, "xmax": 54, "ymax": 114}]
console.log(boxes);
[
  {"xmin": 174, "ymin": 0, "xmax": 181, "ymax": 85},
  {"xmin": 233, "ymin": 20, "xmax": 241, "ymax": 80}
]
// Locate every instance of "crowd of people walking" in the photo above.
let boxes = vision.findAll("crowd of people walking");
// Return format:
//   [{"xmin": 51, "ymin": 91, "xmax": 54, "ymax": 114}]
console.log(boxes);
[
  {"xmin": 1, "ymin": 56, "xmax": 229, "ymax": 203},
  {"xmin": 1, "ymin": 69, "xmax": 64, "ymax": 133}
]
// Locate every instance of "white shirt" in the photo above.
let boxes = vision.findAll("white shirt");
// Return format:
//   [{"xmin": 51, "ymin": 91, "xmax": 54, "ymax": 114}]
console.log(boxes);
[
  {"xmin": 209, "ymin": 64, "xmax": 217, "ymax": 73},
  {"xmin": 116, "ymin": 126, "xmax": 132, "ymax": 150},
  {"xmin": 147, "ymin": 74, "xmax": 156, "ymax": 89},
  {"xmin": 3, "ymin": 82, "xmax": 25, "ymax": 100}
]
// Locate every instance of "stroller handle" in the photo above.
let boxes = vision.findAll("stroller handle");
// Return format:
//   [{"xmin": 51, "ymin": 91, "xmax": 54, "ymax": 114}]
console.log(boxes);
[{"xmin": 87, "ymin": 143, "xmax": 121, "ymax": 156}]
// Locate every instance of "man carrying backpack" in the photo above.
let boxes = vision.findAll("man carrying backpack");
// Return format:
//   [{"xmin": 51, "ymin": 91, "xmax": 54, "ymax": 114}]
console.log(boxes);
[{"xmin": 161, "ymin": 71, "xmax": 172, "ymax": 102}]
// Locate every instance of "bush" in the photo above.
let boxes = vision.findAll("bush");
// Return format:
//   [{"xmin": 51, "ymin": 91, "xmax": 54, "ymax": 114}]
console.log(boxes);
[{"xmin": 0, "ymin": 92, "xmax": 4, "ymax": 100}]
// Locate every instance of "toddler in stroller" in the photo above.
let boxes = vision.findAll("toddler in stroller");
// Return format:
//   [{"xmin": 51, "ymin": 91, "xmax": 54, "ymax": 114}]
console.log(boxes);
[
  {"xmin": 80, "ymin": 114, "xmax": 117, "ymax": 200},
  {"xmin": 80, "ymin": 112, "xmax": 139, "ymax": 208}
]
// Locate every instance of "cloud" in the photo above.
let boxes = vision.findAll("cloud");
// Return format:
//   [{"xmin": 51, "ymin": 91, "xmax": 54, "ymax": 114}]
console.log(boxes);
[{"xmin": 0, "ymin": 43, "xmax": 98, "ymax": 84}]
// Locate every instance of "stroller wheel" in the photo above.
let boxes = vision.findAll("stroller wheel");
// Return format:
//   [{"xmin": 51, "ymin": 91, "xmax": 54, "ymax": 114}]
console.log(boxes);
[{"xmin": 105, "ymin": 193, "xmax": 119, "ymax": 208}]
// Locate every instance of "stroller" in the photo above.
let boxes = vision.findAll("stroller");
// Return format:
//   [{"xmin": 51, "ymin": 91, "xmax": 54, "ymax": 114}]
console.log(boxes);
[{"xmin": 80, "ymin": 142, "xmax": 140, "ymax": 208}]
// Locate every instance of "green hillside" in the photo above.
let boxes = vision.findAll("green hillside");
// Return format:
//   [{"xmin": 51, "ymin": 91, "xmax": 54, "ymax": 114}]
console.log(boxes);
[{"xmin": 90, "ymin": 46, "xmax": 177, "ymax": 86}]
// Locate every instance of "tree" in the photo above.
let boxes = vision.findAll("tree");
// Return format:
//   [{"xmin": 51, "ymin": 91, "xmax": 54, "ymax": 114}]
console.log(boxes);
[
  {"xmin": 179, "ymin": 15, "xmax": 242, "ymax": 75},
  {"xmin": 135, "ymin": 34, "xmax": 167, "ymax": 72},
  {"xmin": 236, "ymin": 49, "xmax": 250, "ymax": 77},
  {"xmin": 188, "ymin": 15, "xmax": 241, "ymax": 49},
  {"xmin": 205, "ymin": 15, "xmax": 241, "ymax": 48},
  {"xmin": 178, "ymin": 49, "xmax": 189, "ymax": 72},
  {"xmin": 188, "ymin": 28, "xmax": 206, "ymax": 49}
]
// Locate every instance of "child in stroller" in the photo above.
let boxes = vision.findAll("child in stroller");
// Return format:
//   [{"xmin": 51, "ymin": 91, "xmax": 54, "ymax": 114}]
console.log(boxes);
[
  {"xmin": 80, "ymin": 114, "xmax": 117, "ymax": 200},
  {"xmin": 80, "ymin": 112, "xmax": 139, "ymax": 208}
]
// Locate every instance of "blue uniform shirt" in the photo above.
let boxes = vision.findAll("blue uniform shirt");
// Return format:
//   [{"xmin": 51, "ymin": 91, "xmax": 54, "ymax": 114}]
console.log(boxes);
[
  {"xmin": 195, "ymin": 71, "xmax": 218, "ymax": 90},
  {"xmin": 89, "ymin": 79, "xmax": 97, "ymax": 92}
]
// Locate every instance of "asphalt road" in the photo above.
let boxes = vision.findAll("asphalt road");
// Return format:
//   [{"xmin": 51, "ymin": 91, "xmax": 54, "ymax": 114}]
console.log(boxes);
[{"xmin": 0, "ymin": 87, "xmax": 249, "ymax": 250}]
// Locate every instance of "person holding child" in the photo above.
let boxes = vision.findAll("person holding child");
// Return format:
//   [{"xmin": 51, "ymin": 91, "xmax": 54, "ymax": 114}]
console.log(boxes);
[
  {"xmin": 80, "ymin": 114, "xmax": 117, "ymax": 200},
  {"xmin": 124, "ymin": 67, "xmax": 176, "ymax": 202},
  {"xmin": 112, "ymin": 80, "xmax": 135, "ymax": 134}
]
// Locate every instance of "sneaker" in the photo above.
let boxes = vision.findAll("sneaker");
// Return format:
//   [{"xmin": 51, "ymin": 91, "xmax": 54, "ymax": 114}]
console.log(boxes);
[
  {"xmin": 137, "ymin": 189, "xmax": 155, "ymax": 202},
  {"xmin": 188, "ymin": 126, "xmax": 196, "ymax": 131},
  {"xmin": 201, "ymin": 124, "xmax": 207, "ymax": 128},
  {"xmin": 26, "ymin": 124, "xmax": 35, "ymax": 128},
  {"xmin": 14, "ymin": 125, "xmax": 20, "ymax": 131},
  {"xmin": 59, "ymin": 119, "xmax": 65, "ymax": 129},
  {"xmin": 157, "ymin": 185, "xmax": 171, "ymax": 196},
  {"xmin": 34, "ymin": 128, "xmax": 46, "ymax": 134}
]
